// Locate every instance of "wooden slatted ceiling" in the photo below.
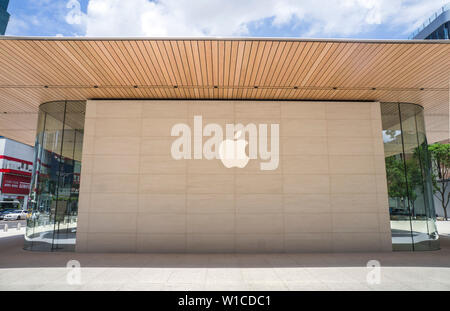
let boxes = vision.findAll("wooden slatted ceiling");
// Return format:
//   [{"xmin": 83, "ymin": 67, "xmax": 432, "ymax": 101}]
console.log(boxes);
[{"xmin": 0, "ymin": 38, "xmax": 448, "ymax": 146}]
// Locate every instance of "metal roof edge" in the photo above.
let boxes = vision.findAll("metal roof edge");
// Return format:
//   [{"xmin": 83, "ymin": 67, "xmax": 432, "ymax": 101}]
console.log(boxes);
[{"xmin": 0, "ymin": 35, "xmax": 449, "ymax": 44}]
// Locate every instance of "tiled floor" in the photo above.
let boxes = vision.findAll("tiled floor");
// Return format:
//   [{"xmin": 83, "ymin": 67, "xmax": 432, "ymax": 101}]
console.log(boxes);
[{"xmin": 1, "ymin": 229, "xmax": 449, "ymax": 291}]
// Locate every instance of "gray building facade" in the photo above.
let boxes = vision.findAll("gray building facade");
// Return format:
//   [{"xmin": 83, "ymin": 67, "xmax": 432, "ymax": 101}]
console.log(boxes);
[{"xmin": 411, "ymin": 4, "xmax": 450, "ymax": 39}]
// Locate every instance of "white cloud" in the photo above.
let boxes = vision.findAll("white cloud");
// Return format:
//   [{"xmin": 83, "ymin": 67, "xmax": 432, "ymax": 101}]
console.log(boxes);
[{"xmin": 78, "ymin": 0, "xmax": 447, "ymax": 37}]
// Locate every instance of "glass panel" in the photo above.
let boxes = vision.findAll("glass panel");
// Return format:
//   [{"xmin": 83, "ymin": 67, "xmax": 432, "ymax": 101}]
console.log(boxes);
[
  {"xmin": 381, "ymin": 103, "xmax": 413, "ymax": 251},
  {"xmin": 381, "ymin": 102, "xmax": 440, "ymax": 251},
  {"xmin": 414, "ymin": 108, "xmax": 439, "ymax": 250},
  {"xmin": 24, "ymin": 110, "xmax": 48, "ymax": 250},
  {"xmin": 53, "ymin": 101, "xmax": 85, "ymax": 251},
  {"xmin": 25, "ymin": 101, "xmax": 86, "ymax": 252},
  {"xmin": 399, "ymin": 104, "xmax": 430, "ymax": 250}
]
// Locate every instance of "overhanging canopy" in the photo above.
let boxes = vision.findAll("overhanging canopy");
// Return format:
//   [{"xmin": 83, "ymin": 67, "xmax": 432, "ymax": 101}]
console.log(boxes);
[{"xmin": 0, "ymin": 37, "xmax": 448, "ymax": 145}]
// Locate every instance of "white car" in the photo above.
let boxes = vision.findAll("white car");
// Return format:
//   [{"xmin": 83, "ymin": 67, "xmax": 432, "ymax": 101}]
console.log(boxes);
[{"xmin": 3, "ymin": 210, "xmax": 28, "ymax": 220}]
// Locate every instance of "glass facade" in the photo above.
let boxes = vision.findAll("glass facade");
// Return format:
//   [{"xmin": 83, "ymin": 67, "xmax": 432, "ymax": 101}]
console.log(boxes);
[
  {"xmin": 409, "ymin": 4, "xmax": 450, "ymax": 39},
  {"xmin": 24, "ymin": 100, "xmax": 439, "ymax": 252},
  {"xmin": 24, "ymin": 101, "xmax": 86, "ymax": 251},
  {"xmin": 381, "ymin": 103, "xmax": 439, "ymax": 251},
  {"xmin": 425, "ymin": 21, "xmax": 450, "ymax": 39}
]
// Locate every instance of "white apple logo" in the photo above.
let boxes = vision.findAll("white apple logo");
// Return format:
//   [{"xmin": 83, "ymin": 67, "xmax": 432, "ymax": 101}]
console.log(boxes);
[{"xmin": 218, "ymin": 131, "xmax": 249, "ymax": 168}]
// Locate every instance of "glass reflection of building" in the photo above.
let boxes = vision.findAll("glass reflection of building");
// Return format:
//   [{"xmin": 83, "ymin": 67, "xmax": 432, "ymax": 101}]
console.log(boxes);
[
  {"xmin": 381, "ymin": 103, "xmax": 439, "ymax": 251},
  {"xmin": 25, "ymin": 101, "xmax": 85, "ymax": 251}
]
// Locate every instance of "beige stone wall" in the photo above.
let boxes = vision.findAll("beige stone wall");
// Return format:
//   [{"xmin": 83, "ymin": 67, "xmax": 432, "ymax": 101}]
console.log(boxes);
[{"xmin": 76, "ymin": 100, "xmax": 392, "ymax": 253}]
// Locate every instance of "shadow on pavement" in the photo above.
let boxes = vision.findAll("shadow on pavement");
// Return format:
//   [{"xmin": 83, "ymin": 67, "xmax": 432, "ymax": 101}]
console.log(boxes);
[{"xmin": 0, "ymin": 234, "xmax": 449, "ymax": 270}]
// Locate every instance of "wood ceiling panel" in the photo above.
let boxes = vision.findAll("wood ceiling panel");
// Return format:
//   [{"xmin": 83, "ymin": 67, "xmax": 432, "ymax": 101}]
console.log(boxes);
[{"xmin": 0, "ymin": 38, "xmax": 448, "ymax": 145}]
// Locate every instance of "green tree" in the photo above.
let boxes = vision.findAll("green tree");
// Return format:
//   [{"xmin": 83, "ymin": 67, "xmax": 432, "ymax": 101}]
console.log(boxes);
[
  {"xmin": 385, "ymin": 156, "xmax": 408, "ymax": 205},
  {"xmin": 428, "ymin": 143, "xmax": 450, "ymax": 220},
  {"xmin": 385, "ymin": 155, "xmax": 422, "ymax": 215}
]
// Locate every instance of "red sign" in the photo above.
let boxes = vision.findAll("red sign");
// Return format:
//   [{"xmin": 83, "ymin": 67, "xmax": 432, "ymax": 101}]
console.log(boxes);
[{"xmin": 1, "ymin": 174, "xmax": 31, "ymax": 195}]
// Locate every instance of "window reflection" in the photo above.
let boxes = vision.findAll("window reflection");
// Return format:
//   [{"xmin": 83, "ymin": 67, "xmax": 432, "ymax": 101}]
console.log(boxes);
[
  {"xmin": 24, "ymin": 101, "xmax": 85, "ymax": 252},
  {"xmin": 381, "ymin": 103, "xmax": 439, "ymax": 251}
]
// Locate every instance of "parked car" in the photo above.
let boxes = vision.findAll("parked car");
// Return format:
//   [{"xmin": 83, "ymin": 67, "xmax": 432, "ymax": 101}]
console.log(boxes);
[
  {"xmin": 0, "ymin": 210, "xmax": 15, "ymax": 220},
  {"xmin": 3, "ymin": 210, "xmax": 28, "ymax": 221}
]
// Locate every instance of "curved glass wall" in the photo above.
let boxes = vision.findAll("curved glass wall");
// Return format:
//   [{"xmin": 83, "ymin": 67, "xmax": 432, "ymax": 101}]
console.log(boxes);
[
  {"xmin": 24, "ymin": 101, "xmax": 86, "ymax": 251},
  {"xmin": 381, "ymin": 103, "xmax": 439, "ymax": 251}
]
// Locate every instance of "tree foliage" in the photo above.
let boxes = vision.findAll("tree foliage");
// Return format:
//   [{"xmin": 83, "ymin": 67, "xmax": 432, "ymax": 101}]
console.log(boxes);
[
  {"xmin": 428, "ymin": 143, "xmax": 450, "ymax": 220},
  {"xmin": 385, "ymin": 155, "xmax": 422, "ymax": 214}
]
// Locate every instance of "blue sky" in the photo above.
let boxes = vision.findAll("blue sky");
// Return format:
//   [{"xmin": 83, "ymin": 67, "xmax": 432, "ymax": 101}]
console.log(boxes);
[{"xmin": 4, "ymin": 0, "xmax": 449, "ymax": 39}]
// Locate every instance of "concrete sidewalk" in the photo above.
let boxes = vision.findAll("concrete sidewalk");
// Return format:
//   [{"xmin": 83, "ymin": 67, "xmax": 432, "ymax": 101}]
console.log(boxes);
[
  {"xmin": 437, "ymin": 221, "xmax": 450, "ymax": 238},
  {"xmin": 1, "ymin": 232, "xmax": 449, "ymax": 291}
]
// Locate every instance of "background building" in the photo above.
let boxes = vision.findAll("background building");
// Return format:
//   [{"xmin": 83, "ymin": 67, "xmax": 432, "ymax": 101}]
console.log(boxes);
[
  {"xmin": 0, "ymin": 0, "xmax": 9, "ymax": 35},
  {"xmin": 410, "ymin": 3, "xmax": 450, "ymax": 218},
  {"xmin": 410, "ymin": 3, "xmax": 450, "ymax": 39},
  {"xmin": 0, "ymin": 137, "xmax": 34, "ymax": 210}
]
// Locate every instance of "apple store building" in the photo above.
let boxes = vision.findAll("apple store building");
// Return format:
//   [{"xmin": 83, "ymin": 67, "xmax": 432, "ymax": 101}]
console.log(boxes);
[{"xmin": 0, "ymin": 37, "xmax": 447, "ymax": 253}]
